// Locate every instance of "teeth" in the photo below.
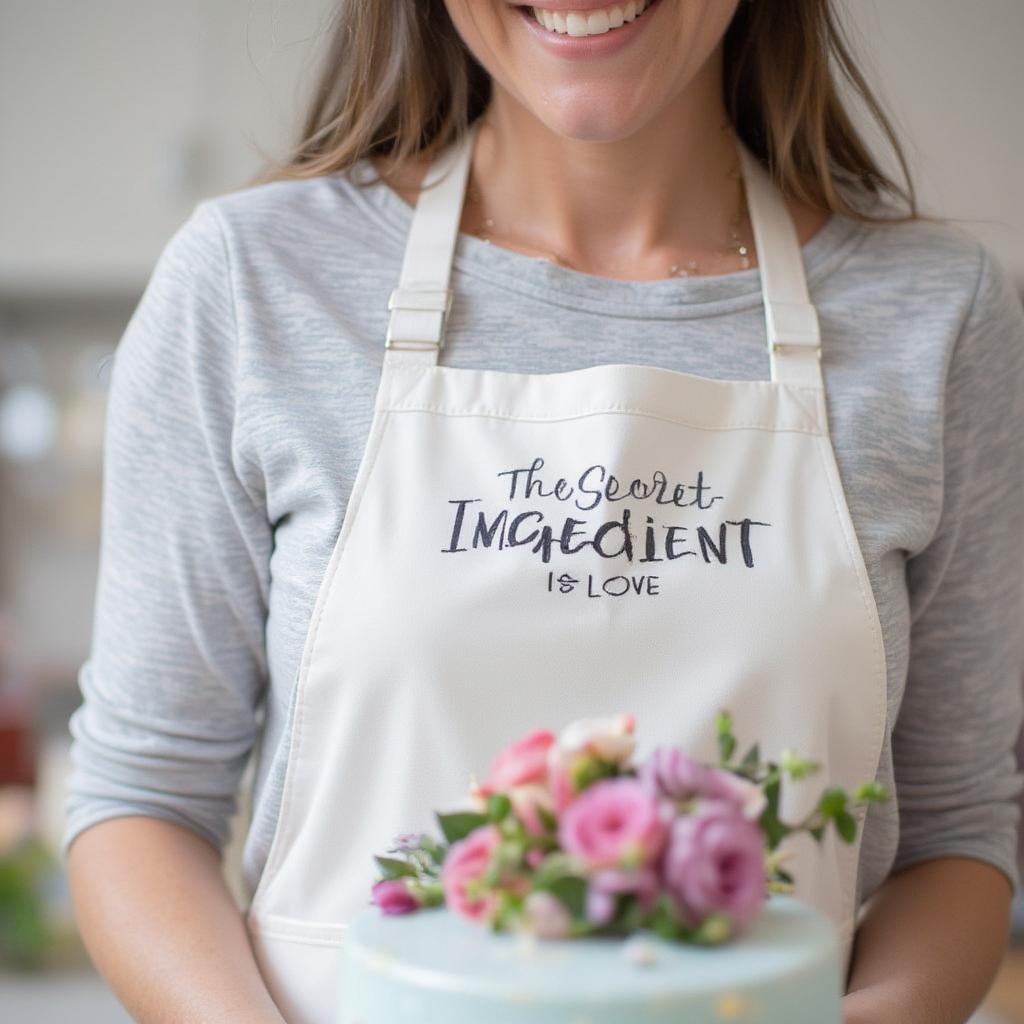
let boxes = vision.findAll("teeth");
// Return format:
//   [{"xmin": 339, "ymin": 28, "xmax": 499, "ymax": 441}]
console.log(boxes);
[{"xmin": 531, "ymin": 0, "xmax": 651, "ymax": 36}]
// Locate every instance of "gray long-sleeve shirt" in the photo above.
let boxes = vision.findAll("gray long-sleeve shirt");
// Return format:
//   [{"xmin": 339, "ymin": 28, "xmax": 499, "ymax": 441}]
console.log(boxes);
[{"xmin": 62, "ymin": 160, "xmax": 1024, "ymax": 916}]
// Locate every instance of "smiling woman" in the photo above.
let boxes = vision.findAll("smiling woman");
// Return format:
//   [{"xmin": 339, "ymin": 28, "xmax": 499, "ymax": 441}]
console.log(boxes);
[{"xmin": 63, "ymin": 2, "xmax": 1024, "ymax": 1024}]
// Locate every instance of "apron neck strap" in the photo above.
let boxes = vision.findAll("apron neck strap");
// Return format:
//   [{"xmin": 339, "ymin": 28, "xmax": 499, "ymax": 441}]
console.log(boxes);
[
  {"xmin": 735, "ymin": 139, "xmax": 823, "ymax": 388},
  {"xmin": 384, "ymin": 121, "xmax": 479, "ymax": 367},
  {"xmin": 385, "ymin": 119, "xmax": 823, "ymax": 390}
]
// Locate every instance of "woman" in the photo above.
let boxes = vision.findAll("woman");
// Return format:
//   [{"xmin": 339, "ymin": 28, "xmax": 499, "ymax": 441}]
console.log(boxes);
[{"xmin": 63, "ymin": 1, "xmax": 1024, "ymax": 1022}]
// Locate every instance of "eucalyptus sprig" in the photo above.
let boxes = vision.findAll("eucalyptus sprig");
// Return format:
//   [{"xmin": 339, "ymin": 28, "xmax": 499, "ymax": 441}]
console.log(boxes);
[{"xmin": 714, "ymin": 709, "xmax": 889, "ymax": 881}]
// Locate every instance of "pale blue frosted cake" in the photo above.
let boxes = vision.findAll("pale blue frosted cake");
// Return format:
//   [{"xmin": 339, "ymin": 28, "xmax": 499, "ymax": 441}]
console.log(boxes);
[{"xmin": 337, "ymin": 894, "xmax": 841, "ymax": 1023}]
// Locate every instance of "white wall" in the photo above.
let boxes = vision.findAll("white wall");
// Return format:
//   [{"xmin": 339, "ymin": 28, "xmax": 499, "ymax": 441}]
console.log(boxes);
[
  {"xmin": 1, "ymin": 1, "xmax": 1021, "ymax": 292},
  {"xmin": 838, "ymin": 0, "xmax": 1024, "ymax": 282}
]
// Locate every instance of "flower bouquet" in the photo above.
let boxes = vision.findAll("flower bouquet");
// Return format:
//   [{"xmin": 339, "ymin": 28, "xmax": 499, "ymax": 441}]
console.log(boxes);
[{"xmin": 369, "ymin": 711, "xmax": 888, "ymax": 945}]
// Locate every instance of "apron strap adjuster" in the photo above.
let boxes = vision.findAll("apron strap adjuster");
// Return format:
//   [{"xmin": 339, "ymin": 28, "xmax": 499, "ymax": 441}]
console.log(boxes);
[
  {"xmin": 770, "ymin": 341, "xmax": 822, "ymax": 360},
  {"xmin": 385, "ymin": 288, "xmax": 453, "ymax": 350},
  {"xmin": 766, "ymin": 300, "xmax": 822, "ymax": 362}
]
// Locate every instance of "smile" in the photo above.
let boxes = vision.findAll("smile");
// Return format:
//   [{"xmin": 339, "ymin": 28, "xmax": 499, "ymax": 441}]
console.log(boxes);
[{"xmin": 529, "ymin": 0, "xmax": 654, "ymax": 37}]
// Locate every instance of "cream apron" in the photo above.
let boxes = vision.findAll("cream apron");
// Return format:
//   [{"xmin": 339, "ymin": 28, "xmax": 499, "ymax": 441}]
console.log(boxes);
[{"xmin": 244, "ymin": 121, "xmax": 888, "ymax": 1024}]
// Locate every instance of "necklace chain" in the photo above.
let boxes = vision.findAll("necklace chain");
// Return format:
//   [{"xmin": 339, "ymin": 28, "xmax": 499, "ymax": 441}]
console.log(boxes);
[{"xmin": 465, "ymin": 149, "xmax": 754, "ymax": 279}]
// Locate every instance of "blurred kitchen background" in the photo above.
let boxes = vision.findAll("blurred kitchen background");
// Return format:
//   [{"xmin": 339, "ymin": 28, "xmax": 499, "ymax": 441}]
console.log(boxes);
[{"xmin": 0, "ymin": 1, "xmax": 1022, "ymax": 1021}]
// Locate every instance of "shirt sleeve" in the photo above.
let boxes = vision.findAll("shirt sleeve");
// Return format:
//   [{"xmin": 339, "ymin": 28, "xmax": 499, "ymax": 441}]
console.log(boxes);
[
  {"xmin": 62, "ymin": 199, "xmax": 272, "ymax": 858},
  {"xmin": 890, "ymin": 243, "xmax": 1024, "ymax": 894}
]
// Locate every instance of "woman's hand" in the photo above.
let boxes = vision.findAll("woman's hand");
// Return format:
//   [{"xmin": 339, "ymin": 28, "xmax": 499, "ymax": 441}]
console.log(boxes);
[
  {"xmin": 842, "ymin": 985, "xmax": 902, "ymax": 1024},
  {"xmin": 842, "ymin": 856, "xmax": 1013, "ymax": 1024}
]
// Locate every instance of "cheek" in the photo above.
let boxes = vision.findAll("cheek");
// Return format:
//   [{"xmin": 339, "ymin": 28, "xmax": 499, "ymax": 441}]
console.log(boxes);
[{"xmin": 442, "ymin": 1, "xmax": 514, "ymax": 74}]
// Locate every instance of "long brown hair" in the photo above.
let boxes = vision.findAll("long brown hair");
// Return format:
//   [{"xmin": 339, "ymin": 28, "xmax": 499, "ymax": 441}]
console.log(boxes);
[{"xmin": 250, "ymin": 0, "xmax": 924, "ymax": 226}]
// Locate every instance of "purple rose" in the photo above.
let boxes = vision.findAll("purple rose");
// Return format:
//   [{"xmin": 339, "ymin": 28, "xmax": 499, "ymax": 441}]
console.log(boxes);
[
  {"xmin": 638, "ymin": 747, "xmax": 710, "ymax": 802},
  {"xmin": 702, "ymin": 767, "xmax": 768, "ymax": 821},
  {"xmin": 371, "ymin": 878, "xmax": 420, "ymax": 915},
  {"xmin": 585, "ymin": 866, "xmax": 660, "ymax": 926},
  {"xmin": 661, "ymin": 799, "xmax": 766, "ymax": 934},
  {"xmin": 639, "ymin": 751, "xmax": 768, "ymax": 823}
]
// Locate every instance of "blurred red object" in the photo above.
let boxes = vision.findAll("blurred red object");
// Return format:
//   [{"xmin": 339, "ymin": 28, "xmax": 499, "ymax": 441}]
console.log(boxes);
[
  {"xmin": 0, "ymin": 610, "xmax": 36, "ymax": 787},
  {"xmin": 0, "ymin": 721, "xmax": 35, "ymax": 787}
]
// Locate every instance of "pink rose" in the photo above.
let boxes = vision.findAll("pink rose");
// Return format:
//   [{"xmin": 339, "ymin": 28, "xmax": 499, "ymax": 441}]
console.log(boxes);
[
  {"xmin": 371, "ymin": 878, "xmax": 420, "ymax": 916},
  {"xmin": 476, "ymin": 728, "xmax": 555, "ymax": 797},
  {"xmin": 661, "ymin": 799, "xmax": 766, "ymax": 934},
  {"xmin": 558, "ymin": 777, "xmax": 668, "ymax": 871},
  {"xmin": 441, "ymin": 825, "xmax": 502, "ymax": 924}
]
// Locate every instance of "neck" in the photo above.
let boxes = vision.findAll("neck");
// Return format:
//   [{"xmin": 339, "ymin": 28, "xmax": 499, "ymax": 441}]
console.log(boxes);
[{"xmin": 465, "ymin": 52, "xmax": 750, "ymax": 279}]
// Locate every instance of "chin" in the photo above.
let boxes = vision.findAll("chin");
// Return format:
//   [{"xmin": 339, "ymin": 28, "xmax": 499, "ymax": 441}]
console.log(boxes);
[{"xmin": 515, "ymin": 82, "xmax": 664, "ymax": 143}]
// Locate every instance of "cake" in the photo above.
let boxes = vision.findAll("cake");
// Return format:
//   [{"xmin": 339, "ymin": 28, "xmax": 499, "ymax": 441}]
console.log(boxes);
[
  {"xmin": 336, "ymin": 893, "xmax": 841, "ymax": 1023},
  {"xmin": 338, "ymin": 712, "xmax": 883, "ymax": 1023}
]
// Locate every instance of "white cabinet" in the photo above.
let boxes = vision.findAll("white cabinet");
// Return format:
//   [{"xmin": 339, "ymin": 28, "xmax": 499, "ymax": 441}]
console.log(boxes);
[{"xmin": 0, "ymin": 0, "xmax": 333, "ymax": 295}]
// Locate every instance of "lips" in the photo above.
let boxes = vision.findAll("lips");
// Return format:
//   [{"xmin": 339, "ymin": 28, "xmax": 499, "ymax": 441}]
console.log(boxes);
[
  {"xmin": 513, "ymin": 0, "xmax": 662, "ymax": 57},
  {"xmin": 516, "ymin": 0, "xmax": 654, "ymax": 9},
  {"xmin": 528, "ymin": 0, "xmax": 654, "ymax": 37}
]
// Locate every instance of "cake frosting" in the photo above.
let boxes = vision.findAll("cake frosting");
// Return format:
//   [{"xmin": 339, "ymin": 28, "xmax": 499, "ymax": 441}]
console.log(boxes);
[{"xmin": 337, "ymin": 893, "xmax": 841, "ymax": 1023}]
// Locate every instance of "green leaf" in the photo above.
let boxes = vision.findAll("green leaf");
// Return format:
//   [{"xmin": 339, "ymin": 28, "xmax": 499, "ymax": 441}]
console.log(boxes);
[
  {"xmin": 571, "ymin": 756, "xmax": 619, "ymax": 793},
  {"xmin": 487, "ymin": 793, "xmax": 512, "ymax": 822},
  {"xmin": 535, "ymin": 805, "xmax": 558, "ymax": 832},
  {"xmin": 437, "ymin": 811, "xmax": 490, "ymax": 844},
  {"xmin": 779, "ymin": 748, "xmax": 819, "ymax": 781},
  {"xmin": 529, "ymin": 851, "xmax": 578, "ymax": 887},
  {"xmin": 373, "ymin": 855, "xmax": 418, "ymax": 881},
  {"xmin": 739, "ymin": 743, "xmax": 760, "ymax": 771},
  {"xmin": 481, "ymin": 843, "xmax": 507, "ymax": 886},
  {"xmin": 613, "ymin": 893, "xmax": 649, "ymax": 933},
  {"xmin": 817, "ymin": 787, "xmax": 848, "ymax": 818},
  {"xmin": 758, "ymin": 774, "xmax": 789, "ymax": 849},
  {"xmin": 834, "ymin": 809, "xmax": 858, "ymax": 843},
  {"xmin": 648, "ymin": 893, "xmax": 692, "ymax": 942},
  {"xmin": 716, "ymin": 711, "xmax": 736, "ymax": 765},
  {"xmin": 420, "ymin": 834, "xmax": 447, "ymax": 866},
  {"xmin": 853, "ymin": 781, "xmax": 889, "ymax": 804},
  {"xmin": 491, "ymin": 888, "xmax": 525, "ymax": 931},
  {"xmin": 408, "ymin": 881, "xmax": 444, "ymax": 908},
  {"xmin": 540, "ymin": 876, "xmax": 587, "ymax": 919},
  {"xmin": 497, "ymin": 839, "xmax": 526, "ymax": 869}
]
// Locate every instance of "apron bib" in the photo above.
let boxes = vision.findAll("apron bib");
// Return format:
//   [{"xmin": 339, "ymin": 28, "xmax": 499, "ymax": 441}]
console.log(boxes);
[{"xmin": 244, "ymin": 121, "xmax": 888, "ymax": 1024}]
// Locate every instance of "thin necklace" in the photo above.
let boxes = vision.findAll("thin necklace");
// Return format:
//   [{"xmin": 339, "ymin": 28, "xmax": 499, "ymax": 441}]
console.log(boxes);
[{"xmin": 464, "ymin": 149, "xmax": 754, "ymax": 279}]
